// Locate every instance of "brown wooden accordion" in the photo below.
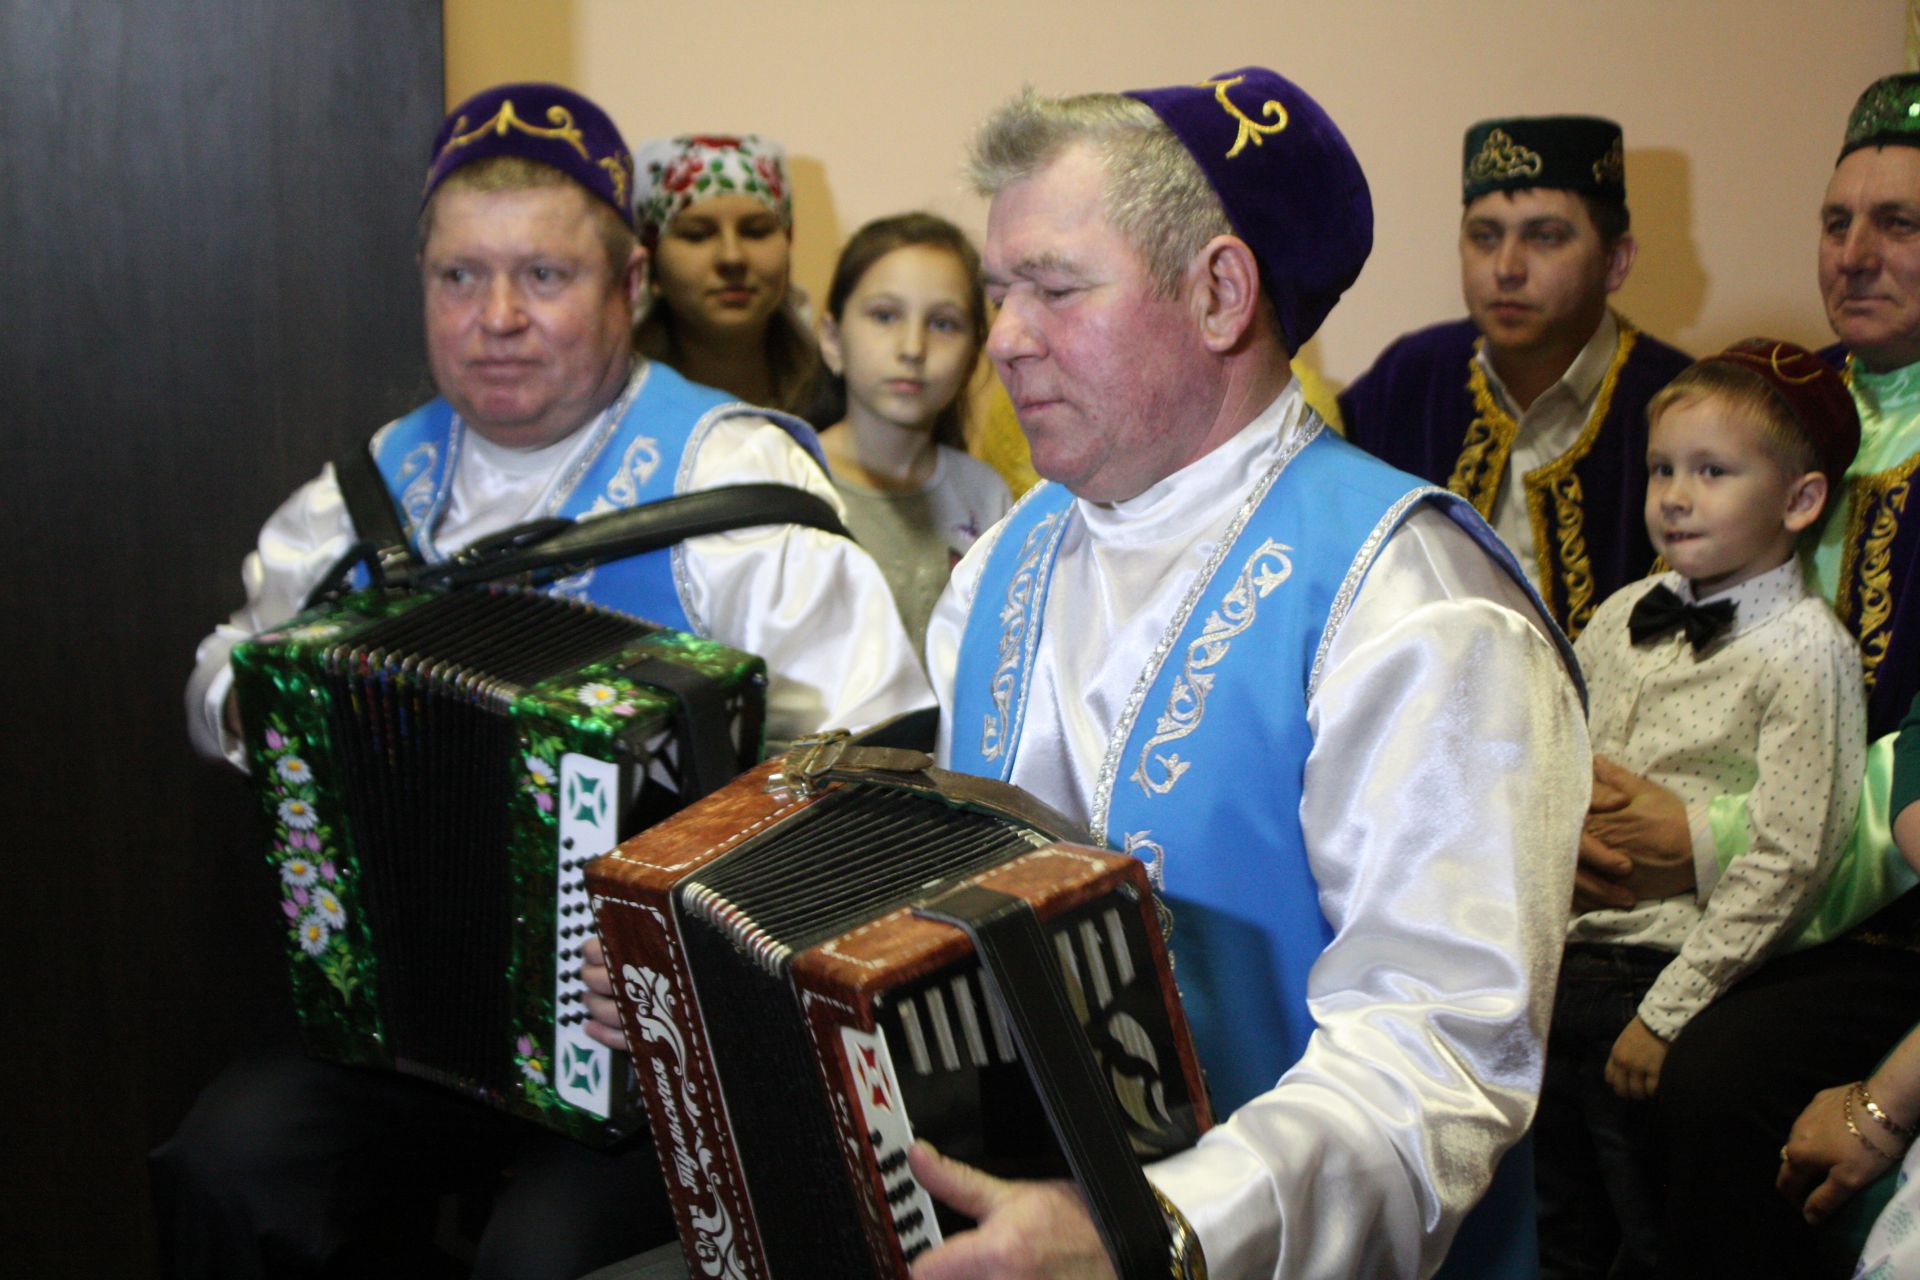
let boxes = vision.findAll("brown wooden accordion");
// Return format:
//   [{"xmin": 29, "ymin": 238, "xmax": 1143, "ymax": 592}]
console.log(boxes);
[{"xmin": 586, "ymin": 736, "xmax": 1212, "ymax": 1278}]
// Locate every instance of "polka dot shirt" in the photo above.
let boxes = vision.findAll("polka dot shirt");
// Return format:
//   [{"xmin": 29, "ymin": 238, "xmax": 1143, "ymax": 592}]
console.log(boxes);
[{"xmin": 1567, "ymin": 559, "xmax": 1866, "ymax": 1041}]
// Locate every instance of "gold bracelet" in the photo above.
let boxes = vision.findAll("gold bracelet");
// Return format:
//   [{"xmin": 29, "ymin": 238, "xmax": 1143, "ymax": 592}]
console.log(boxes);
[
  {"xmin": 1845, "ymin": 1087, "xmax": 1903, "ymax": 1160},
  {"xmin": 1856, "ymin": 1081, "xmax": 1918, "ymax": 1143},
  {"xmin": 1150, "ymin": 1186, "xmax": 1210, "ymax": 1280}
]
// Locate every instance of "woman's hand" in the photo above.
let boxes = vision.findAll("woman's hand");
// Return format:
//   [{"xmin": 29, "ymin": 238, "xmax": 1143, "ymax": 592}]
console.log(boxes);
[{"xmin": 1777, "ymin": 1083, "xmax": 1900, "ymax": 1226}]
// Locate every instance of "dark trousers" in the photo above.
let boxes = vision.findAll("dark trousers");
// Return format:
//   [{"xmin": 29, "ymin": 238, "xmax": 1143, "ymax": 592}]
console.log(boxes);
[
  {"xmin": 1652, "ymin": 938, "xmax": 1920, "ymax": 1280},
  {"xmin": 1537, "ymin": 943, "xmax": 1671, "ymax": 1280},
  {"xmin": 149, "ymin": 1054, "xmax": 674, "ymax": 1280}
]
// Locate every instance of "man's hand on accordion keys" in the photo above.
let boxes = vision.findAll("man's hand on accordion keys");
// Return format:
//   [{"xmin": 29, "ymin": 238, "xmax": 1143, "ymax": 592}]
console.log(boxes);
[
  {"xmin": 580, "ymin": 936, "xmax": 627, "ymax": 1052},
  {"xmin": 904, "ymin": 1140, "xmax": 1115, "ymax": 1280}
]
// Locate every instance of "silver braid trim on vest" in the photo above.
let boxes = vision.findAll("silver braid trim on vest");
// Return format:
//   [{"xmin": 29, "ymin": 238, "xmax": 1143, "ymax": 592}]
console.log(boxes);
[
  {"xmin": 1308, "ymin": 485, "xmax": 1449, "ymax": 703},
  {"xmin": 1088, "ymin": 411, "xmax": 1323, "ymax": 844},
  {"xmin": 549, "ymin": 361, "xmax": 647, "ymax": 517}
]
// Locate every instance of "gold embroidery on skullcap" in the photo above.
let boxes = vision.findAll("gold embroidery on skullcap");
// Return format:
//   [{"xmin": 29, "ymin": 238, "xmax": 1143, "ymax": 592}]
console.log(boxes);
[
  {"xmin": 438, "ymin": 100, "xmax": 590, "ymax": 164},
  {"xmin": 1767, "ymin": 344, "xmax": 1823, "ymax": 383},
  {"xmin": 1592, "ymin": 136, "xmax": 1624, "ymax": 186},
  {"xmin": 597, "ymin": 153, "xmax": 634, "ymax": 211},
  {"xmin": 1199, "ymin": 75, "xmax": 1290, "ymax": 158},
  {"xmin": 1466, "ymin": 128, "xmax": 1543, "ymax": 185}
]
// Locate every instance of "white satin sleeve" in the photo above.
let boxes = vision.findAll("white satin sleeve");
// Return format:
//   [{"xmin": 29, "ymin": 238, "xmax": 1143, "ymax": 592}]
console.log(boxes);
[
  {"xmin": 185, "ymin": 466, "xmax": 357, "ymax": 767},
  {"xmin": 1144, "ymin": 505, "xmax": 1589, "ymax": 1280},
  {"xmin": 677, "ymin": 415, "xmax": 933, "ymax": 746}
]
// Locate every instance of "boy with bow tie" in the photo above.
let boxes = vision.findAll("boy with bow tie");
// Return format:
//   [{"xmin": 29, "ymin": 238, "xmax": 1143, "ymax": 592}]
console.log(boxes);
[{"xmin": 1537, "ymin": 338, "xmax": 1866, "ymax": 1278}]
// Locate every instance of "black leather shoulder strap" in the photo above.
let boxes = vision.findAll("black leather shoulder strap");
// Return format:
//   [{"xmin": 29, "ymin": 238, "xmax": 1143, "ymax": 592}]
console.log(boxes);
[
  {"xmin": 301, "ymin": 444, "xmax": 422, "ymax": 610},
  {"xmin": 914, "ymin": 884, "xmax": 1173, "ymax": 1280},
  {"xmin": 422, "ymin": 482, "xmax": 851, "ymax": 590},
  {"xmin": 333, "ymin": 442, "xmax": 417, "ymax": 570}
]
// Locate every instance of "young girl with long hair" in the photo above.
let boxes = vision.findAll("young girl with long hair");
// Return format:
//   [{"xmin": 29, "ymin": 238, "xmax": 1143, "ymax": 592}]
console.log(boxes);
[{"xmin": 810, "ymin": 213, "xmax": 1011, "ymax": 655}]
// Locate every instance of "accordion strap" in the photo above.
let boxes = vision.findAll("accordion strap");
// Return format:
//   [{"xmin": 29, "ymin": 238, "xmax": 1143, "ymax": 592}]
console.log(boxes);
[
  {"xmin": 417, "ymin": 483, "xmax": 851, "ymax": 590},
  {"xmin": 915, "ymin": 884, "xmax": 1174, "ymax": 1280},
  {"xmin": 307, "ymin": 468, "xmax": 852, "ymax": 610},
  {"xmin": 338, "ymin": 442, "xmax": 413, "ymax": 557},
  {"xmin": 615, "ymin": 657, "xmax": 739, "ymax": 803},
  {"xmin": 303, "ymin": 443, "xmax": 424, "ymax": 610}
]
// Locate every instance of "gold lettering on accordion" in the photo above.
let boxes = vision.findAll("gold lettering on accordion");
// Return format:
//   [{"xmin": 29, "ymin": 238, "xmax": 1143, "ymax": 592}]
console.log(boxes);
[{"xmin": 621, "ymin": 956, "xmax": 751, "ymax": 1274}]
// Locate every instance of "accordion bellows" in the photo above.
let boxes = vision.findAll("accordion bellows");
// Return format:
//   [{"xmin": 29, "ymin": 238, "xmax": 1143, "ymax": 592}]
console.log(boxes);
[
  {"xmin": 231, "ymin": 586, "xmax": 764, "ymax": 1144},
  {"xmin": 588, "ymin": 751, "xmax": 1211, "ymax": 1278}
]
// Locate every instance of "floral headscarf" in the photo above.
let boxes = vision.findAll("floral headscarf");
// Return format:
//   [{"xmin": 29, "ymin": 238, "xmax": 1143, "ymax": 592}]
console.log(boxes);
[{"xmin": 632, "ymin": 133, "xmax": 791, "ymax": 247}]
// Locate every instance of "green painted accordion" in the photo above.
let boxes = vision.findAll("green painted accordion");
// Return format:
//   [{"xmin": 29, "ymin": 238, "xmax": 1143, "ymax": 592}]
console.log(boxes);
[{"xmin": 230, "ymin": 586, "xmax": 764, "ymax": 1144}]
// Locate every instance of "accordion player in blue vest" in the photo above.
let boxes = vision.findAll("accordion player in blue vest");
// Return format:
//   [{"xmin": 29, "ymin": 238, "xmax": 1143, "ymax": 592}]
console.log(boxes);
[
  {"xmin": 906, "ymin": 70, "xmax": 1590, "ymax": 1279},
  {"xmin": 158, "ymin": 82, "xmax": 930, "ymax": 1278}
]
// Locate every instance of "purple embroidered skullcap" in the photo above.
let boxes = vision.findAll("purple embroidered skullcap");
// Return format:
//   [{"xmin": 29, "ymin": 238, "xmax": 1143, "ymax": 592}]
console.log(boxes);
[
  {"xmin": 1126, "ymin": 67, "xmax": 1372, "ymax": 352},
  {"xmin": 423, "ymin": 83, "xmax": 637, "ymax": 229}
]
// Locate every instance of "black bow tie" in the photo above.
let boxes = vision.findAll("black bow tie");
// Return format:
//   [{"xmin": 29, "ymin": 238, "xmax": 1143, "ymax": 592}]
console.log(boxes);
[{"xmin": 1628, "ymin": 584, "xmax": 1736, "ymax": 652}]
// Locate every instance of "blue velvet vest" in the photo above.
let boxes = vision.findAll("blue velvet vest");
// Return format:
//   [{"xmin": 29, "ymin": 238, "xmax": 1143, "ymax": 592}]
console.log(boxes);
[{"xmin": 367, "ymin": 362, "xmax": 824, "ymax": 631}]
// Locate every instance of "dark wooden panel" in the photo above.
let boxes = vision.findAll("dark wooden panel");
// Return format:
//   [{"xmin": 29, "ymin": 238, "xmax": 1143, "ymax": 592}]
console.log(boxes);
[{"xmin": 0, "ymin": 2, "xmax": 442, "ymax": 1272}]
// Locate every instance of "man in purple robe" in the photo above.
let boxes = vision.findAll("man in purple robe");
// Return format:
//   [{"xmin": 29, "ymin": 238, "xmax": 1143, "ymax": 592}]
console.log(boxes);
[{"xmin": 1340, "ymin": 115, "xmax": 1689, "ymax": 638}]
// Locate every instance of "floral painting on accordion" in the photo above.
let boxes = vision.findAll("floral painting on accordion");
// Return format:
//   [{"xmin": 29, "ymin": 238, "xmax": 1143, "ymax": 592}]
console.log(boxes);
[{"xmin": 230, "ymin": 587, "xmax": 765, "ymax": 1144}]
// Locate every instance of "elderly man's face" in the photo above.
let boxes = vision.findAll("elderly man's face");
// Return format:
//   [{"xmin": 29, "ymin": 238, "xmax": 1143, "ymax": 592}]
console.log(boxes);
[
  {"xmin": 1821, "ymin": 146, "xmax": 1920, "ymax": 372},
  {"xmin": 421, "ymin": 183, "xmax": 642, "ymax": 449},
  {"xmin": 982, "ymin": 145, "xmax": 1206, "ymax": 503}
]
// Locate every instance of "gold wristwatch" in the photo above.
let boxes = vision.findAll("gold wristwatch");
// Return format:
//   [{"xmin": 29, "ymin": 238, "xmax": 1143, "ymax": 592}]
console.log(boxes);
[{"xmin": 1152, "ymin": 1186, "xmax": 1209, "ymax": 1280}]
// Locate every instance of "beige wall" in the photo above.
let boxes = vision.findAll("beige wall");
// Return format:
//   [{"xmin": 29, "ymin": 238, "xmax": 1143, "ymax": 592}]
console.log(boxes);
[{"xmin": 446, "ymin": 0, "xmax": 1905, "ymax": 385}]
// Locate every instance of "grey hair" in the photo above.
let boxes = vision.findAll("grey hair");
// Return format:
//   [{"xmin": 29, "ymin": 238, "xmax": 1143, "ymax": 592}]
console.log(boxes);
[{"xmin": 968, "ymin": 89, "xmax": 1232, "ymax": 298}]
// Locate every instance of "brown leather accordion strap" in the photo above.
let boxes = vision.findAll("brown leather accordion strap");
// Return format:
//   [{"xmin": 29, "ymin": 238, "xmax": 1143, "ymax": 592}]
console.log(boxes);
[{"xmin": 913, "ymin": 883, "xmax": 1174, "ymax": 1280}]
